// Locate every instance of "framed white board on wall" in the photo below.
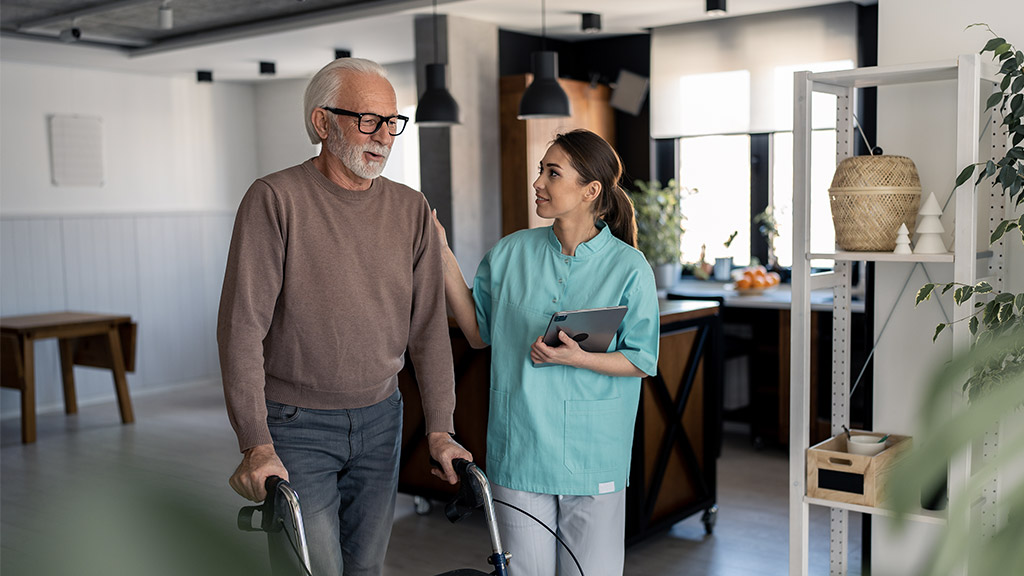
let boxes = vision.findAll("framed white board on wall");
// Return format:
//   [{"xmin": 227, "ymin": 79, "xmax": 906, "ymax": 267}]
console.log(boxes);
[{"xmin": 48, "ymin": 114, "xmax": 104, "ymax": 187}]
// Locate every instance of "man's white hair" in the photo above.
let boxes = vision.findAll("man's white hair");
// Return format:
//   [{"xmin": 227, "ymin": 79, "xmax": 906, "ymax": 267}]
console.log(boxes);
[{"xmin": 303, "ymin": 58, "xmax": 389, "ymax": 145}]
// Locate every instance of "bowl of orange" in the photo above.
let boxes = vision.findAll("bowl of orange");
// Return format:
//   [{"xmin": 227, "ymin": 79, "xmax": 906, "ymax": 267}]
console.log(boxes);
[{"xmin": 726, "ymin": 265, "xmax": 781, "ymax": 295}]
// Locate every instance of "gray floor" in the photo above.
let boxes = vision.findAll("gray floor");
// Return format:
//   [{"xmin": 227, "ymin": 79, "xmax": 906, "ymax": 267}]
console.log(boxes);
[{"xmin": 1, "ymin": 381, "xmax": 859, "ymax": 576}]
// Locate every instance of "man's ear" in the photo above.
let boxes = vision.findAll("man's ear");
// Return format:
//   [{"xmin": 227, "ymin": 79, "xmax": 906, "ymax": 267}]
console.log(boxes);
[{"xmin": 313, "ymin": 109, "xmax": 331, "ymax": 140}]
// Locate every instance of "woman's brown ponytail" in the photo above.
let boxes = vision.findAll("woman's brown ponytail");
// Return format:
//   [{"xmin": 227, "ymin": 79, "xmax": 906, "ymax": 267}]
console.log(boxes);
[{"xmin": 550, "ymin": 130, "xmax": 638, "ymax": 248}]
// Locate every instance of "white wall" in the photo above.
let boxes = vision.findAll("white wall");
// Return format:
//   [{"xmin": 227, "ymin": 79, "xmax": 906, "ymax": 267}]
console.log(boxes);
[
  {"xmin": 0, "ymin": 61, "xmax": 258, "ymax": 418},
  {"xmin": 0, "ymin": 62, "xmax": 257, "ymax": 214},
  {"xmin": 873, "ymin": 1, "xmax": 1024, "ymax": 573}
]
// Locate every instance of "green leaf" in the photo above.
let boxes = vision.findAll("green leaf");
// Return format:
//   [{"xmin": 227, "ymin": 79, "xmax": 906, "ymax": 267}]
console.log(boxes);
[
  {"xmin": 1013, "ymin": 75, "xmax": 1024, "ymax": 94},
  {"xmin": 987, "ymin": 91, "xmax": 1004, "ymax": 111},
  {"xmin": 933, "ymin": 323, "xmax": 946, "ymax": 342},
  {"xmin": 954, "ymin": 285, "xmax": 975, "ymax": 305},
  {"xmin": 984, "ymin": 301, "xmax": 999, "ymax": 325},
  {"xmin": 1015, "ymin": 292, "xmax": 1024, "ymax": 311},
  {"xmin": 992, "ymin": 219, "xmax": 1011, "ymax": 243},
  {"xmin": 955, "ymin": 164, "xmax": 976, "ymax": 187},
  {"xmin": 916, "ymin": 283, "xmax": 937, "ymax": 306},
  {"xmin": 942, "ymin": 282, "xmax": 956, "ymax": 295},
  {"xmin": 998, "ymin": 301, "xmax": 1014, "ymax": 322},
  {"xmin": 994, "ymin": 292, "xmax": 1015, "ymax": 304},
  {"xmin": 995, "ymin": 43, "xmax": 1013, "ymax": 56},
  {"xmin": 970, "ymin": 315, "xmax": 980, "ymax": 335},
  {"xmin": 976, "ymin": 281, "xmax": 994, "ymax": 293},
  {"xmin": 983, "ymin": 37, "xmax": 1007, "ymax": 52}
]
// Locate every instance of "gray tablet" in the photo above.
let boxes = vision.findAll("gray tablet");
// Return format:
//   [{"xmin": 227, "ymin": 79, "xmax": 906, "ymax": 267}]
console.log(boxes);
[{"xmin": 537, "ymin": 306, "xmax": 628, "ymax": 363}]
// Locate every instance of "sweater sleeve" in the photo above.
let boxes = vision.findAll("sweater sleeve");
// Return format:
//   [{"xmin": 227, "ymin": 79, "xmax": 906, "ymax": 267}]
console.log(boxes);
[
  {"xmin": 405, "ymin": 198, "xmax": 457, "ymax": 435},
  {"xmin": 217, "ymin": 180, "xmax": 285, "ymax": 452}
]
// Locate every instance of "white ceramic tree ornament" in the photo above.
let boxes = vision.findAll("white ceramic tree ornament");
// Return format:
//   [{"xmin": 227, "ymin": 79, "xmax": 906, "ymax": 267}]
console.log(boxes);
[
  {"xmin": 913, "ymin": 192, "xmax": 948, "ymax": 254},
  {"xmin": 893, "ymin": 223, "xmax": 912, "ymax": 254}
]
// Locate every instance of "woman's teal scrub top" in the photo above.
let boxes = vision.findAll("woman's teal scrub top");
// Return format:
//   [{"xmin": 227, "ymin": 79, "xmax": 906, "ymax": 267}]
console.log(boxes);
[{"xmin": 473, "ymin": 223, "xmax": 660, "ymax": 496}]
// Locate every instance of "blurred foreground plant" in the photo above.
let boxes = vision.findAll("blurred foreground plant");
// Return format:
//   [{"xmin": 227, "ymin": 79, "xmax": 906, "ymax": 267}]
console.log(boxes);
[{"xmin": 888, "ymin": 332, "xmax": 1024, "ymax": 576}]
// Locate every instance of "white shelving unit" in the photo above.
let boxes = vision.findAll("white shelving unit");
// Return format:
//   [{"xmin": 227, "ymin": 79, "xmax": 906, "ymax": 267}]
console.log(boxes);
[{"xmin": 788, "ymin": 54, "xmax": 1004, "ymax": 575}]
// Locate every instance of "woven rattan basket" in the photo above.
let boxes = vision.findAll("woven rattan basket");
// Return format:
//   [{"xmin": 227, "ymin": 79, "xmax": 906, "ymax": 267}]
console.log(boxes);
[{"xmin": 828, "ymin": 155, "xmax": 921, "ymax": 251}]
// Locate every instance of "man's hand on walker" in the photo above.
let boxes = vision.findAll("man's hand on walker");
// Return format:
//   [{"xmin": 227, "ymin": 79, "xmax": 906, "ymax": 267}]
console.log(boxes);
[
  {"xmin": 230, "ymin": 444, "xmax": 289, "ymax": 502},
  {"xmin": 427, "ymin": 432, "xmax": 473, "ymax": 485}
]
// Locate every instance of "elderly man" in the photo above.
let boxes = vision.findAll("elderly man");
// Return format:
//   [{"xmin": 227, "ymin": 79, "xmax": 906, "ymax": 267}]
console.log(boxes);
[{"xmin": 217, "ymin": 57, "xmax": 471, "ymax": 576}]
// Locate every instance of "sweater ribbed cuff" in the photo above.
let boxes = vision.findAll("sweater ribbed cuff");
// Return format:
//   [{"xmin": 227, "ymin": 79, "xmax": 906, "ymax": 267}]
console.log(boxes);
[{"xmin": 423, "ymin": 408, "xmax": 455, "ymax": 436}]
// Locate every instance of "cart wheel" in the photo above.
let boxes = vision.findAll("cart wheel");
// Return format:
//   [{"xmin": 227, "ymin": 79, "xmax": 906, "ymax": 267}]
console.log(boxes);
[
  {"xmin": 413, "ymin": 495, "xmax": 433, "ymax": 515},
  {"xmin": 701, "ymin": 505, "xmax": 718, "ymax": 535}
]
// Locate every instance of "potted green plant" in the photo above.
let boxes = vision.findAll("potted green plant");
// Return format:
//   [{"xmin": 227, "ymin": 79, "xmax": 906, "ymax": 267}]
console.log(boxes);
[
  {"xmin": 897, "ymin": 24, "xmax": 1024, "ymax": 576},
  {"xmin": 630, "ymin": 179, "xmax": 688, "ymax": 289}
]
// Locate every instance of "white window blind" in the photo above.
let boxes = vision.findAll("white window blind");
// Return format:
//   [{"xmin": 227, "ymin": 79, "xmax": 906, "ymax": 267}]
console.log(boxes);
[{"xmin": 650, "ymin": 3, "xmax": 859, "ymax": 138}]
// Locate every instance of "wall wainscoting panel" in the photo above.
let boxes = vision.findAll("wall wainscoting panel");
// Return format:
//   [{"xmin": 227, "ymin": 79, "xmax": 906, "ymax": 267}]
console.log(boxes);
[{"xmin": 0, "ymin": 211, "xmax": 235, "ymax": 420}]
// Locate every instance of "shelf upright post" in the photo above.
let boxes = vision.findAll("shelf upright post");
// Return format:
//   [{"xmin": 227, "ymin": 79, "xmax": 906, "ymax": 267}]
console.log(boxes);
[
  {"xmin": 828, "ymin": 84, "xmax": 857, "ymax": 576},
  {"xmin": 949, "ymin": 52, "xmax": 982, "ymax": 576},
  {"xmin": 789, "ymin": 69, "xmax": 814, "ymax": 576}
]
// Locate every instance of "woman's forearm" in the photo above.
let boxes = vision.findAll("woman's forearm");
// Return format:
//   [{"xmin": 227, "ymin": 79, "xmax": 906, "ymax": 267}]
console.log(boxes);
[
  {"xmin": 574, "ymin": 350, "xmax": 647, "ymax": 378},
  {"xmin": 440, "ymin": 246, "xmax": 486, "ymax": 349}
]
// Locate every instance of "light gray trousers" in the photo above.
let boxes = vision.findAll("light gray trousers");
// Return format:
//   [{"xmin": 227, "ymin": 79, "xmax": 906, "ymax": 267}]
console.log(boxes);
[{"xmin": 490, "ymin": 484, "xmax": 626, "ymax": 576}]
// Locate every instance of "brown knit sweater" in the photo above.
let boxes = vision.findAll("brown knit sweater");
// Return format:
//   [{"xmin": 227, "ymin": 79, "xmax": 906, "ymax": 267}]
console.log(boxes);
[{"xmin": 217, "ymin": 159, "xmax": 456, "ymax": 452}]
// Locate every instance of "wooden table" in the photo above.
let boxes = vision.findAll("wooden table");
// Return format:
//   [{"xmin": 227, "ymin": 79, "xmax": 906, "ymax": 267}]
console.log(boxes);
[{"xmin": 1, "ymin": 312, "xmax": 136, "ymax": 443}]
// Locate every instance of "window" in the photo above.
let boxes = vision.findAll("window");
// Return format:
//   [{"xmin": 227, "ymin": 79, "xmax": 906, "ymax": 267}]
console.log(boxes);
[
  {"xmin": 771, "ymin": 130, "xmax": 839, "ymax": 267},
  {"xmin": 678, "ymin": 134, "xmax": 752, "ymax": 266}
]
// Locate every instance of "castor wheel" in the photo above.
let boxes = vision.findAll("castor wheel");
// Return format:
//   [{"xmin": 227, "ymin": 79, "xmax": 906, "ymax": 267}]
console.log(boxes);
[
  {"xmin": 413, "ymin": 495, "xmax": 433, "ymax": 515},
  {"xmin": 701, "ymin": 505, "xmax": 718, "ymax": 535}
]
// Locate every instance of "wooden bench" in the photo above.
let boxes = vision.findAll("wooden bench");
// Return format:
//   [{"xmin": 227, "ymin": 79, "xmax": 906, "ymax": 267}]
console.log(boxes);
[{"xmin": 1, "ymin": 312, "xmax": 136, "ymax": 443}]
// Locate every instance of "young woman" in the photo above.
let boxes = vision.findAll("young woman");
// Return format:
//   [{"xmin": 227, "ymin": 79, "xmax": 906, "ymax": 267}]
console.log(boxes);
[{"xmin": 433, "ymin": 129, "xmax": 660, "ymax": 576}]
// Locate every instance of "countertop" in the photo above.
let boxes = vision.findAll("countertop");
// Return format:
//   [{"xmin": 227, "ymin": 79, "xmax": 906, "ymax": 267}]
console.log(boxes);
[{"xmin": 664, "ymin": 279, "xmax": 865, "ymax": 313}]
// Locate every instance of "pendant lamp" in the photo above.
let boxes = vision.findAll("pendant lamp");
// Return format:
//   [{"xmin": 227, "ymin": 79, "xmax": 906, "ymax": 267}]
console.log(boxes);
[
  {"xmin": 415, "ymin": 0, "xmax": 460, "ymax": 126},
  {"xmin": 517, "ymin": 0, "xmax": 570, "ymax": 119}
]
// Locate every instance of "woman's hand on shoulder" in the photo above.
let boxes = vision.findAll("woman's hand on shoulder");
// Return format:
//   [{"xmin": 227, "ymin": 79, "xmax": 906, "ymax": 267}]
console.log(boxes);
[
  {"xmin": 431, "ymin": 209, "xmax": 450, "ymax": 250},
  {"xmin": 530, "ymin": 331, "xmax": 585, "ymax": 367}
]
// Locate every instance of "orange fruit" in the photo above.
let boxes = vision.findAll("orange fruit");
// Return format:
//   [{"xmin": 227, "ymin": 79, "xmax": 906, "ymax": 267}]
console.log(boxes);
[{"xmin": 736, "ymin": 277, "xmax": 752, "ymax": 289}]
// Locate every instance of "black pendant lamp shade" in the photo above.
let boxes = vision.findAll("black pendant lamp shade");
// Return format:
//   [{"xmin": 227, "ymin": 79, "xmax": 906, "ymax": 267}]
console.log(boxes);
[
  {"xmin": 415, "ymin": 0, "xmax": 459, "ymax": 126},
  {"xmin": 518, "ymin": 51, "xmax": 571, "ymax": 119},
  {"xmin": 416, "ymin": 62, "xmax": 460, "ymax": 126}
]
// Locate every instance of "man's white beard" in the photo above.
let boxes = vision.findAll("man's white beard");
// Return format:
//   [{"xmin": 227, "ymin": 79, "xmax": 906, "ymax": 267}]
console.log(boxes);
[{"xmin": 328, "ymin": 121, "xmax": 390, "ymax": 180}]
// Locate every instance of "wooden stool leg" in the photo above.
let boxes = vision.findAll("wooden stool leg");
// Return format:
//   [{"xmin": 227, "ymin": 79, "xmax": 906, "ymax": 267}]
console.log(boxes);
[
  {"xmin": 58, "ymin": 338, "xmax": 78, "ymax": 415},
  {"xmin": 106, "ymin": 328, "xmax": 134, "ymax": 424},
  {"xmin": 20, "ymin": 336, "xmax": 36, "ymax": 444}
]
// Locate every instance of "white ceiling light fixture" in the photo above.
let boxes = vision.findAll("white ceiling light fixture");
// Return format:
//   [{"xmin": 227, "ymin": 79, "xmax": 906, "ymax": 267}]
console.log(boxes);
[{"xmin": 159, "ymin": 1, "xmax": 173, "ymax": 30}]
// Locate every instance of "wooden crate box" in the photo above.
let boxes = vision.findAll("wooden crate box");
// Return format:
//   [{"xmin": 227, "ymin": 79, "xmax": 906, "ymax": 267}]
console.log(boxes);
[{"xmin": 806, "ymin": 431, "xmax": 912, "ymax": 507}]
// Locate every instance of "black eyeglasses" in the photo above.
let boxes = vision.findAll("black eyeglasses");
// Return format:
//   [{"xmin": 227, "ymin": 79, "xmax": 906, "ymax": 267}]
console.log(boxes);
[{"xmin": 320, "ymin": 107, "xmax": 409, "ymax": 136}]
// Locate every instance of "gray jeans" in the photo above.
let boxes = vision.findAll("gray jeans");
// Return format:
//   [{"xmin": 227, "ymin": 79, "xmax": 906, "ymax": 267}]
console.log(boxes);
[{"xmin": 266, "ymin": 388, "xmax": 403, "ymax": 576}]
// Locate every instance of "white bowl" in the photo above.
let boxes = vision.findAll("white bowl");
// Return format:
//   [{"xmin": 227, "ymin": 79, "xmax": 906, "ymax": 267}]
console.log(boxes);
[{"xmin": 848, "ymin": 435, "xmax": 887, "ymax": 456}]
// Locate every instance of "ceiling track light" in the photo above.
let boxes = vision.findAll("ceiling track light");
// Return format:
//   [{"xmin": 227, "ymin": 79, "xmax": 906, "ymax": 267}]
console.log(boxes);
[
  {"xmin": 58, "ymin": 17, "xmax": 80, "ymax": 43},
  {"xmin": 260, "ymin": 61, "xmax": 276, "ymax": 75},
  {"xmin": 518, "ymin": 0, "xmax": 570, "ymax": 120},
  {"xmin": 706, "ymin": 0, "xmax": 726, "ymax": 16},
  {"xmin": 581, "ymin": 13, "xmax": 601, "ymax": 33},
  {"xmin": 159, "ymin": 1, "xmax": 173, "ymax": 30},
  {"xmin": 415, "ymin": 0, "xmax": 460, "ymax": 126}
]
